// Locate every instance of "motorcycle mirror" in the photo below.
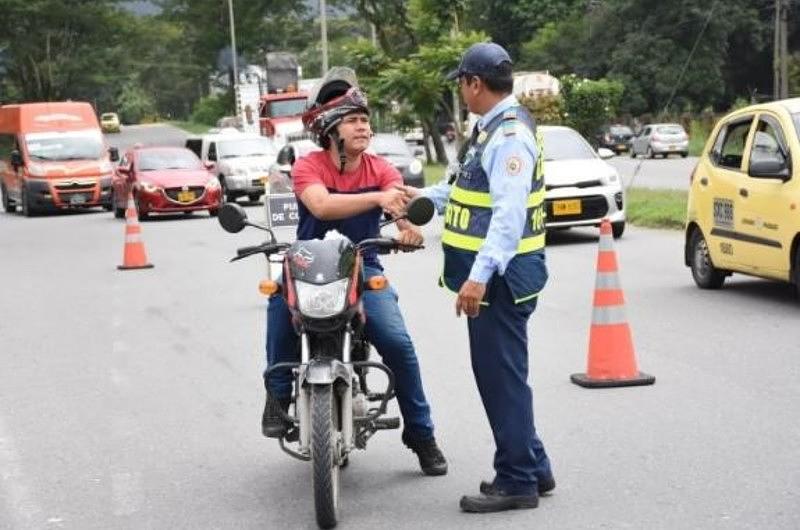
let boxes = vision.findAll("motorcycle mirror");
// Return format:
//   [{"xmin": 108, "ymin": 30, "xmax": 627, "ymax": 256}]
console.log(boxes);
[
  {"xmin": 218, "ymin": 202, "xmax": 248, "ymax": 233},
  {"xmin": 405, "ymin": 196, "xmax": 435, "ymax": 226}
]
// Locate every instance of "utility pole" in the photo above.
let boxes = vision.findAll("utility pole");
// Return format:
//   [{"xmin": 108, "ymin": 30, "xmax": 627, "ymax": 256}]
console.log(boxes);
[
  {"xmin": 774, "ymin": 0, "xmax": 789, "ymax": 100},
  {"xmin": 779, "ymin": 0, "xmax": 789, "ymax": 100},
  {"xmin": 227, "ymin": 0, "xmax": 239, "ymax": 114},
  {"xmin": 320, "ymin": 0, "xmax": 329, "ymax": 75}
]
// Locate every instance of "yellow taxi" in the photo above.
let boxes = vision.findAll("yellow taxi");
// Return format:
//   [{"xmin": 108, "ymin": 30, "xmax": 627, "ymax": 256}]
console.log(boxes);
[
  {"xmin": 100, "ymin": 112, "xmax": 121, "ymax": 133},
  {"xmin": 685, "ymin": 98, "xmax": 800, "ymax": 290}
]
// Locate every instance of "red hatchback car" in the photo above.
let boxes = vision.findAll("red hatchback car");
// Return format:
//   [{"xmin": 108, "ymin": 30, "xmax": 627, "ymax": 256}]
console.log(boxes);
[{"xmin": 111, "ymin": 146, "xmax": 222, "ymax": 219}]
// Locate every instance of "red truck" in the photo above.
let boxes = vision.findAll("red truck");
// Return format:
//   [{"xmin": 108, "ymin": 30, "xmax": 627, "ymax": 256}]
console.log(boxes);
[{"xmin": 259, "ymin": 52, "xmax": 308, "ymax": 147}]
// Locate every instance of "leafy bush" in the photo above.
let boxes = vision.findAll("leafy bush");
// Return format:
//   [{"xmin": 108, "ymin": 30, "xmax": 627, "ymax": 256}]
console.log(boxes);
[
  {"xmin": 559, "ymin": 74, "xmax": 624, "ymax": 138},
  {"xmin": 191, "ymin": 92, "xmax": 234, "ymax": 126},
  {"xmin": 519, "ymin": 93, "xmax": 564, "ymax": 124}
]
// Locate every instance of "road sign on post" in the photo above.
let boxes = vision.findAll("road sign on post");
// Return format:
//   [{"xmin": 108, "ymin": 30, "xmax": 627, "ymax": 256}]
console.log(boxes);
[{"xmin": 265, "ymin": 193, "xmax": 299, "ymax": 228}]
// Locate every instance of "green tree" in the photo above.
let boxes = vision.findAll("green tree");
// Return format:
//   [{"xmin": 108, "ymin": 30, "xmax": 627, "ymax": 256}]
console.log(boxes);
[{"xmin": 0, "ymin": 0, "xmax": 129, "ymax": 105}]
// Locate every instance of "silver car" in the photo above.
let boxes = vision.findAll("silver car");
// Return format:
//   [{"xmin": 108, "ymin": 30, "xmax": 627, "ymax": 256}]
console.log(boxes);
[
  {"xmin": 367, "ymin": 133, "xmax": 425, "ymax": 188},
  {"xmin": 630, "ymin": 122, "xmax": 689, "ymax": 158}
]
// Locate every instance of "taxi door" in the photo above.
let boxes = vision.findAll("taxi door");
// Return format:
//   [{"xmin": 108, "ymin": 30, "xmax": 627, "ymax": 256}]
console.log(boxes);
[
  {"xmin": 734, "ymin": 111, "xmax": 794, "ymax": 279},
  {"xmin": 700, "ymin": 115, "xmax": 755, "ymax": 270}
]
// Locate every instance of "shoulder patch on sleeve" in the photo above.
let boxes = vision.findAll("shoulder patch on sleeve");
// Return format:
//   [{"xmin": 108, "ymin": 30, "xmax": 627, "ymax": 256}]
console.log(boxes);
[
  {"xmin": 506, "ymin": 155, "xmax": 523, "ymax": 175},
  {"xmin": 502, "ymin": 120, "xmax": 518, "ymax": 136}
]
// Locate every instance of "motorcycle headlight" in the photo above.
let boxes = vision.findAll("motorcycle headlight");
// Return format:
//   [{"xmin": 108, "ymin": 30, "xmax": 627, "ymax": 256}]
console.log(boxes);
[
  {"xmin": 409, "ymin": 159, "xmax": 423, "ymax": 175},
  {"xmin": 295, "ymin": 278, "xmax": 349, "ymax": 319}
]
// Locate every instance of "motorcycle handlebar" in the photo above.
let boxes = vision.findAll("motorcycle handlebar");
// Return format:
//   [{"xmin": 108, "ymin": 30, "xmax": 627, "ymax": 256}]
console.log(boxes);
[
  {"xmin": 230, "ymin": 242, "xmax": 290, "ymax": 262},
  {"xmin": 358, "ymin": 237, "xmax": 424, "ymax": 254}
]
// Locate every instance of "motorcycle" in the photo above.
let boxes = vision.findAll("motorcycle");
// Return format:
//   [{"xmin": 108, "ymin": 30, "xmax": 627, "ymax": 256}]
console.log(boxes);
[{"xmin": 218, "ymin": 196, "xmax": 435, "ymax": 529}]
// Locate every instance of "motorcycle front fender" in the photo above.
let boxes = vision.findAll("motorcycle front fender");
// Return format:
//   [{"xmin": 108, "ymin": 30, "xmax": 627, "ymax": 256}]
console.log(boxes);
[{"xmin": 301, "ymin": 357, "xmax": 351, "ymax": 386}]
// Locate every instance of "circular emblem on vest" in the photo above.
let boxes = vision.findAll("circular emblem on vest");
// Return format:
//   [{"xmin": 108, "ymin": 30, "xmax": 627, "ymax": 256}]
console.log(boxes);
[{"xmin": 506, "ymin": 156, "xmax": 523, "ymax": 175}]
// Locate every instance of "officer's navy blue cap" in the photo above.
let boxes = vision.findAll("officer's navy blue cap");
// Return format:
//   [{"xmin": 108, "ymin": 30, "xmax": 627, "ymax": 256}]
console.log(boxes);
[{"xmin": 446, "ymin": 42, "xmax": 512, "ymax": 81}]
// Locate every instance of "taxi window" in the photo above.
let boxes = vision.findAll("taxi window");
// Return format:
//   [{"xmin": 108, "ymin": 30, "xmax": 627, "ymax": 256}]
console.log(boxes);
[
  {"xmin": 749, "ymin": 118, "xmax": 788, "ymax": 167},
  {"xmin": 712, "ymin": 118, "xmax": 752, "ymax": 170}
]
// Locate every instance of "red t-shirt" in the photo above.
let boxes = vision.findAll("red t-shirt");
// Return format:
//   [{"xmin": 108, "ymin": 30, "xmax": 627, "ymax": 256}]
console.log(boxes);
[
  {"xmin": 292, "ymin": 150, "xmax": 401, "ymax": 196},
  {"xmin": 290, "ymin": 150, "xmax": 403, "ymax": 269}
]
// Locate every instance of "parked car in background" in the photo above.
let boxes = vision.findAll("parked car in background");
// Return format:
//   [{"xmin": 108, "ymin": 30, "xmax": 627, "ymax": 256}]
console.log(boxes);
[
  {"xmin": 541, "ymin": 125, "xmax": 626, "ymax": 238},
  {"xmin": 368, "ymin": 133, "xmax": 425, "ymax": 188},
  {"xmin": 185, "ymin": 130, "xmax": 277, "ymax": 203},
  {"xmin": 111, "ymin": 146, "xmax": 221, "ymax": 219},
  {"xmin": 274, "ymin": 139, "xmax": 322, "ymax": 174},
  {"xmin": 100, "ymin": 112, "xmax": 121, "ymax": 133},
  {"xmin": 630, "ymin": 122, "xmax": 689, "ymax": 158},
  {"xmin": 596, "ymin": 124, "xmax": 633, "ymax": 154},
  {"xmin": 685, "ymin": 97, "xmax": 800, "ymax": 291},
  {"xmin": 403, "ymin": 125, "xmax": 424, "ymax": 145}
]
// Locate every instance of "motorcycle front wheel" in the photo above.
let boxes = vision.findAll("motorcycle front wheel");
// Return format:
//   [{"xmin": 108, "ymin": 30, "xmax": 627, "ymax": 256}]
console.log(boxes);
[{"xmin": 311, "ymin": 384, "xmax": 341, "ymax": 529}]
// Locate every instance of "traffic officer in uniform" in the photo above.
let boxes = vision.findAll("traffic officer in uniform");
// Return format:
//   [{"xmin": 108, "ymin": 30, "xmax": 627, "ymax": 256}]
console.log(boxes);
[{"xmin": 404, "ymin": 42, "xmax": 554, "ymax": 512}]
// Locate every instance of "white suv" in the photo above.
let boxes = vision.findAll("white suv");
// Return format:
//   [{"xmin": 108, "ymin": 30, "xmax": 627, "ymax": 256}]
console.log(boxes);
[
  {"xmin": 541, "ymin": 126, "xmax": 626, "ymax": 238},
  {"xmin": 186, "ymin": 130, "xmax": 278, "ymax": 203}
]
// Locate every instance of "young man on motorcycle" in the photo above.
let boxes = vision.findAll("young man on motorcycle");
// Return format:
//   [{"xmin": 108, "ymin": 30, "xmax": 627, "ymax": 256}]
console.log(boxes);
[{"xmin": 261, "ymin": 68, "xmax": 447, "ymax": 476}]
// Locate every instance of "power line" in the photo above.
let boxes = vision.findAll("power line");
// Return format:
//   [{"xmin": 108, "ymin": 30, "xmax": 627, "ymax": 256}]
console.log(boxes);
[{"xmin": 661, "ymin": 0, "xmax": 718, "ymax": 115}]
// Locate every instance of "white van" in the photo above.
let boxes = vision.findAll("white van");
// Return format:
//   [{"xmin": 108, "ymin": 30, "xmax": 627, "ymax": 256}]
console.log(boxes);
[{"xmin": 186, "ymin": 130, "xmax": 278, "ymax": 202}]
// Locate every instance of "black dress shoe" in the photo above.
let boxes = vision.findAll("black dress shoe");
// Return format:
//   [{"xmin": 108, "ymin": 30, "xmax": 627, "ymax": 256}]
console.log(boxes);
[
  {"xmin": 480, "ymin": 474, "xmax": 556, "ymax": 496},
  {"xmin": 459, "ymin": 490, "xmax": 539, "ymax": 513}
]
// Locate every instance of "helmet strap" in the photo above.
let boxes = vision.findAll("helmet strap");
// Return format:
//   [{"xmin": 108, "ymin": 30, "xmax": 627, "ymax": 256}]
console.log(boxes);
[{"xmin": 332, "ymin": 131, "xmax": 346, "ymax": 173}]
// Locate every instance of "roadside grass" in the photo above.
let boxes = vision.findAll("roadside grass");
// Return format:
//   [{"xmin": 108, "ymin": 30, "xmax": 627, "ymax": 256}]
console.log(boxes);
[
  {"xmin": 626, "ymin": 187, "xmax": 687, "ymax": 230},
  {"xmin": 688, "ymin": 119, "xmax": 710, "ymax": 156},
  {"xmin": 170, "ymin": 120, "xmax": 212, "ymax": 135},
  {"xmin": 424, "ymin": 163, "xmax": 446, "ymax": 185}
]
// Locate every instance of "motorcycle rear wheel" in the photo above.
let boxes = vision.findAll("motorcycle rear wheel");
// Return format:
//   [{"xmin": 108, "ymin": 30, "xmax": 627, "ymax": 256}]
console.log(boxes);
[{"xmin": 311, "ymin": 384, "xmax": 340, "ymax": 529}]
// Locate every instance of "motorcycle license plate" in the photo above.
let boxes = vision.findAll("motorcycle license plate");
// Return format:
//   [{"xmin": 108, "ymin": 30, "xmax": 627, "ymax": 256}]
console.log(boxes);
[
  {"xmin": 177, "ymin": 190, "xmax": 196, "ymax": 203},
  {"xmin": 69, "ymin": 194, "xmax": 87, "ymax": 205},
  {"xmin": 552, "ymin": 199, "xmax": 581, "ymax": 216}
]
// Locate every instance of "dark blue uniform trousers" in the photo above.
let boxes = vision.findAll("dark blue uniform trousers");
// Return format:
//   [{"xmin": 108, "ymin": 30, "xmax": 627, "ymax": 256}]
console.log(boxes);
[{"xmin": 467, "ymin": 278, "xmax": 552, "ymax": 496}]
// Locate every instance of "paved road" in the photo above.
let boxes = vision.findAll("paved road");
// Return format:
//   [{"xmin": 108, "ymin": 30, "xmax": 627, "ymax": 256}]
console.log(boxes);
[
  {"xmin": 1, "ymin": 125, "xmax": 797, "ymax": 529},
  {"xmin": 608, "ymin": 154, "xmax": 698, "ymax": 191}
]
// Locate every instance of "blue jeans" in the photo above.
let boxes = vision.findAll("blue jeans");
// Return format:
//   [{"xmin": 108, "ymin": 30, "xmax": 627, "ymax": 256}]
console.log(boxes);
[
  {"xmin": 467, "ymin": 278, "xmax": 552, "ymax": 496},
  {"xmin": 265, "ymin": 266, "xmax": 435, "ymax": 440}
]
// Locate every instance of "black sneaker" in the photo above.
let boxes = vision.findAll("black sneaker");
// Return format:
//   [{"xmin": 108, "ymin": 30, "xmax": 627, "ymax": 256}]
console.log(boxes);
[
  {"xmin": 402, "ymin": 432, "xmax": 448, "ymax": 476},
  {"xmin": 262, "ymin": 394, "xmax": 291, "ymax": 438}
]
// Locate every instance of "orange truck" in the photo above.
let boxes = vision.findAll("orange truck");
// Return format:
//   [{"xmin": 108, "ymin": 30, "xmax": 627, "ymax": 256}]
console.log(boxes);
[{"xmin": 0, "ymin": 101, "xmax": 117, "ymax": 216}]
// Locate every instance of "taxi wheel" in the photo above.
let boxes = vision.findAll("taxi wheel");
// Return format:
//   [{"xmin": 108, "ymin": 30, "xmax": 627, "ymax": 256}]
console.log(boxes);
[
  {"xmin": 646, "ymin": 146, "xmax": 655, "ymax": 159},
  {"xmin": 689, "ymin": 229, "xmax": 725, "ymax": 289}
]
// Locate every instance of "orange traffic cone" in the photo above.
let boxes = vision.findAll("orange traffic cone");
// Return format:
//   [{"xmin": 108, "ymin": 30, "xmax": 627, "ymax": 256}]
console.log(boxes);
[
  {"xmin": 570, "ymin": 219, "xmax": 654, "ymax": 388},
  {"xmin": 117, "ymin": 192, "xmax": 154, "ymax": 270}
]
